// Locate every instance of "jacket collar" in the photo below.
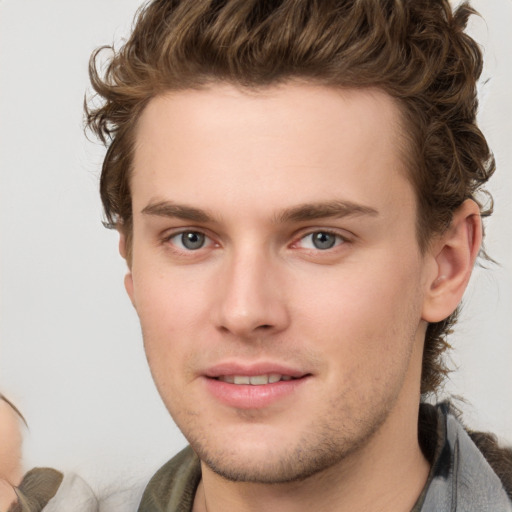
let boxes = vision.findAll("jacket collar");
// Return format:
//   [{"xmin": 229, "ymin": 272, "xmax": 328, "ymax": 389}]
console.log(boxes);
[{"xmin": 415, "ymin": 403, "xmax": 512, "ymax": 511}]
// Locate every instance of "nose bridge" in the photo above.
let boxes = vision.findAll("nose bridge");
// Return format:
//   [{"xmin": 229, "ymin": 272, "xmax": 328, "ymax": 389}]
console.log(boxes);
[{"xmin": 215, "ymin": 242, "xmax": 288, "ymax": 336}]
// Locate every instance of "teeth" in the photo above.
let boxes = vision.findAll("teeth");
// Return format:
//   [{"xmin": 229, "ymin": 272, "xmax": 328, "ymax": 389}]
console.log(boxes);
[
  {"xmin": 218, "ymin": 374, "xmax": 295, "ymax": 385},
  {"xmin": 250, "ymin": 375, "xmax": 268, "ymax": 385}
]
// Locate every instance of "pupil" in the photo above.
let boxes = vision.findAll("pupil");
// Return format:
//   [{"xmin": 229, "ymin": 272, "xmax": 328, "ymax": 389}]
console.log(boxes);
[
  {"xmin": 313, "ymin": 232, "xmax": 336, "ymax": 250},
  {"xmin": 182, "ymin": 232, "xmax": 205, "ymax": 250}
]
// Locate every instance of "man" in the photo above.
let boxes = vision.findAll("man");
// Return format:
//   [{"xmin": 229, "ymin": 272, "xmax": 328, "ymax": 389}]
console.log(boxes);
[{"xmin": 86, "ymin": 0, "xmax": 512, "ymax": 510}]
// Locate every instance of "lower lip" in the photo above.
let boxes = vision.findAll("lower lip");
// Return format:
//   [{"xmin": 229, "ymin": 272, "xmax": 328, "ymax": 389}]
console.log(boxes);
[{"xmin": 204, "ymin": 377, "xmax": 308, "ymax": 409}]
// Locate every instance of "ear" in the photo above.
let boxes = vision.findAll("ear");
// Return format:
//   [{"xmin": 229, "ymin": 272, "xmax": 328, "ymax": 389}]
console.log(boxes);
[
  {"xmin": 118, "ymin": 230, "xmax": 136, "ymax": 308},
  {"xmin": 422, "ymin": 199, "xmax": 482, "ymax": 323}
]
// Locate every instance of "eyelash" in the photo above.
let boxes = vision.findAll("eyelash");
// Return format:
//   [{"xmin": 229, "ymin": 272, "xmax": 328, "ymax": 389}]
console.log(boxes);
[
  {"xmin": 292, "ymin": 230, "xmax": 348, "ymax": 251},
  {"xmin": 164, "ymin": 230, "xmax": 216, "ymax": 252},
  {"xmin": 162, "ymin": 228, "xmax": 350, "ymax": 254}
]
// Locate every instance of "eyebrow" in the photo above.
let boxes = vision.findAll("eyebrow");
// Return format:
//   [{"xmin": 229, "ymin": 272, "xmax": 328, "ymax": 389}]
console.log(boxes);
[
  {"xmin": 141, "ymin": 199, "xmax": 379, "ymax": 224},
  {"xmin": 142, "ymin": 201, "xmax": 214, "ymax": 222},
  {"xmin": 275, "ymin": 200, "xmax": 379, "ymax": 223}
]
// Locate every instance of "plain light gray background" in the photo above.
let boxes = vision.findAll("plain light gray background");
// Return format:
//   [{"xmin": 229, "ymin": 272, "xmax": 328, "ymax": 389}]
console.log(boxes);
[{"xmin": 1, "ymin": 0, "xmax": 511, "ymax": 498}]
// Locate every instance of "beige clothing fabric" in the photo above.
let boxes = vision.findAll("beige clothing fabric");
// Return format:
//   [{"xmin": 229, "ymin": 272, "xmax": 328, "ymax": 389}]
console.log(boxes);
[{"xmin": 6, "ymin": 469, "xmax": 99, "ymax": 512}]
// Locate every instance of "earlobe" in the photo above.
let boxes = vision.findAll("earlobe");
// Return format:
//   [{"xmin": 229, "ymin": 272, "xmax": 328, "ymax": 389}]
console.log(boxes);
[
  {"xmin": 118, "ymin": 230, "xmax": 136, "ymax": 308},
  {"xmin": 422, "ymin": 199, "xmax": 482, "ymax": 323},
  {"xmin": 124, "ymin": 272, "xmax": 136, "ymax": 308}
]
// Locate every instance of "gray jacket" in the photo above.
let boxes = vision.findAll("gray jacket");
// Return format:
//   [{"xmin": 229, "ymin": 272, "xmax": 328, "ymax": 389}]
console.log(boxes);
[{"xmin": 413, "ymin": 403, "xmax": 511, "ymax": 511}]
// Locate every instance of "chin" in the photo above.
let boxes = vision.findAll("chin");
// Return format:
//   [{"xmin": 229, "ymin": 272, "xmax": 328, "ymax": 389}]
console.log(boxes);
[
  {"xmin": 187, "ymin": 421, "xmax": 378, "ymax": 484},
  {"xmin": 200, "ymin": 450, "xmax": 339, "ymax": 484}
]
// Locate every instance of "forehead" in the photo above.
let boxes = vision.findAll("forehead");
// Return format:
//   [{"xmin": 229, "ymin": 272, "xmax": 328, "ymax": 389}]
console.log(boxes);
[{"xmin": 132, "ymin": 83, "xmax": 413, "ymax": 221}]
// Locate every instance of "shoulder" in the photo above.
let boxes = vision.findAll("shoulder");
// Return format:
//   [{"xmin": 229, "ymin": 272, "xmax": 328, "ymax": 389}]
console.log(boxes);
[
  {"xmin": 467, "ymin": 428, "xmax": 512, "ymax": 499},
  {"xmin": 418, "ymin": 402, "xmax": 512, "ymax": 511},
  {"xmin": 137, "ymin": 446, "xmax": 201, "ymax": 512},
  {"xmin": 8, "ymin": 469, "xmax": 99, "ymax": 512}
]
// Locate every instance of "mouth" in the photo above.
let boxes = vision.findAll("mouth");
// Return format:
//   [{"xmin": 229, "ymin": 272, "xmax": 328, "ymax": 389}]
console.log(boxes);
[
  {"xmin": 215, "ymin": 374, "xmax": 298, "ymax": 385},
  {"xmin": 204, "ymin": 365, "xmax": 310, "ymax": 409}
]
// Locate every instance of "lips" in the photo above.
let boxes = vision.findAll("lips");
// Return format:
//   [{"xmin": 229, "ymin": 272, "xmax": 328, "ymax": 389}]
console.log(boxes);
[
  {"xmin": 203, "ymin": 363, "xmax": 310, "ymax": 409},
  {"xmin": 217, "ymin": 374, "xmax": 296, "ymax": 385},
  {"xmin": 205, "ymin": 362, "xmax": 306, "ymax": 379}
]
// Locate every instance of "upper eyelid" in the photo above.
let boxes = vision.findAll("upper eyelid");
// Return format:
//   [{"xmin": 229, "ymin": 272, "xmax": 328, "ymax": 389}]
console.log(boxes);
[
  {"xmin": 298, "ymin": 231, "xmax": 346, "ymax": 243},
  {"xmin": 164, "ymin": 228, "xmax": 219, "ymax": 252},
  {"xmin": 163, "ymin": 226, "xmax": 213, "ymax": 239},
  {"xmin": 292, "ymin": 227, "xmax": 353, "ymax": 242}
]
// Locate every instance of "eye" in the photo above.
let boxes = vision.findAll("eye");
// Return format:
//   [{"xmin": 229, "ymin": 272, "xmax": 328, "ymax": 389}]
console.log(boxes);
[
  {"xmin": 297, "ymin": 231, "xmax": 345, "ymax": 250},
  {"xmin": 168, "ymin": 231, "xmax": 210, "ymax": 251}
]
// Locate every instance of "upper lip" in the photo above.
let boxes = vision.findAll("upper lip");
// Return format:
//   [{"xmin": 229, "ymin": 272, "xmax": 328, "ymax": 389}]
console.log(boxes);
[{"xmin": 204, "ymin": 362, "xmax": 308, "ymax": 379}]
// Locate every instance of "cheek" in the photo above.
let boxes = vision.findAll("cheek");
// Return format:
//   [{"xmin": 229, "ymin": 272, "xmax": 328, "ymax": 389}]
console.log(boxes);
[
  {"xmin": 295, "ymin": 263, "xmax": 424, "ymax": 414},
  {"xmin": 133, "ymin": 263, "xmax": 209, "ymax": 330},
  {"xmin": 130, "ymin": 268, "xmax": 209, "ymax": 379},
  {"xmin": 297, "ymin": 256, "xmax": 424, "ymax": 357}
]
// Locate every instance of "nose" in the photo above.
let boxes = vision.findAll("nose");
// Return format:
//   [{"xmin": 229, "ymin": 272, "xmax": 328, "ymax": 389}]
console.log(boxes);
[{"xmin": 213, "ymin": 249, "xmax": 290, "ymax": 339}]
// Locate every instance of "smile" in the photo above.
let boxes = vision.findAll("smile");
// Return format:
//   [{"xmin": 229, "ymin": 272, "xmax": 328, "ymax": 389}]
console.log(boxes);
[
  {"xmin": 205, "ymin": 371, "xmax": 310, "ymax": 409},
  {"xmin": 217, "ymin": 374, "xmax": 295, "ymax": 385}
]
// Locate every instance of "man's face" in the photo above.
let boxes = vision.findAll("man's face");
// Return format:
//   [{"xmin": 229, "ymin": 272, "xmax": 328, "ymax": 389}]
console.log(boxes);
[{"xmin": 126, "ymin": 83, "xmax": 434, "ymax": 483}]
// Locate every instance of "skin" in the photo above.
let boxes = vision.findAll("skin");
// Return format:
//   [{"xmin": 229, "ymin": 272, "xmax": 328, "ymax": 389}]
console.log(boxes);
[
  {"xmin": 0, "ymin": 398, "xmax": 23, "ymax": 509},
  {"xmin": 123, "ymin": 83, "xmax": 481, "ymax": 512}
]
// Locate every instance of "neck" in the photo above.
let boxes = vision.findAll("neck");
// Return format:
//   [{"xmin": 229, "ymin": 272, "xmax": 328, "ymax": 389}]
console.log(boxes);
[{"xmin": 194, "ymin": 405, "xmax": 430, "ymax": 512}]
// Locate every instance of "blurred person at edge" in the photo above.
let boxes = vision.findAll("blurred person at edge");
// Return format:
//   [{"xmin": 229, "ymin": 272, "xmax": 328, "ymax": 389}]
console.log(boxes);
[
  {"xmin": 0, "ymin": 395, "xmax": 98, "ymax": 512},
  {"xmin": 0, "ymin": 395, "xmax": 23, "ymax": 510}
]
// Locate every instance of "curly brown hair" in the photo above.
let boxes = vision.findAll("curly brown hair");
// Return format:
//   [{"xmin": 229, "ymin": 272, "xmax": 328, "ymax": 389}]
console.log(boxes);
[{"xmin": 86, "ymin": 0, "xmax": 495, "ymax": 395}]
